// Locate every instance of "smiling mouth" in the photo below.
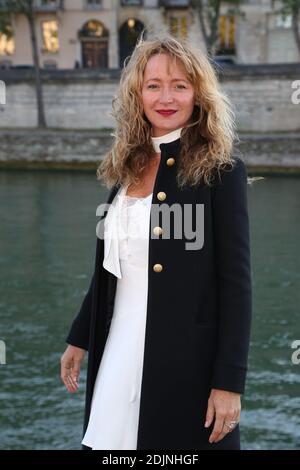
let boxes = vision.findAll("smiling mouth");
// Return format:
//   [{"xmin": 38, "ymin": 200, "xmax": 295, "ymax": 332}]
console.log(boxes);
[{"xmin": 156, "ymin": 111, "xmax": 177, "ymax": 116}]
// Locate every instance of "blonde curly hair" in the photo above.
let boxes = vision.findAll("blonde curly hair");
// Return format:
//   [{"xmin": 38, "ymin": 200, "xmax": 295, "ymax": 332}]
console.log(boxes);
[{"xmin": 97, "ymin": 31, "xmax": 238, "ymax": 189}]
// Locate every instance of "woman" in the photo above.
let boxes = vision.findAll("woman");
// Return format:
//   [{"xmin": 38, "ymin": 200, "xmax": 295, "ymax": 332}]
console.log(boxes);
[{"xmin": 60, "ymin": 33, "xmax": 252, "ymax": 450}]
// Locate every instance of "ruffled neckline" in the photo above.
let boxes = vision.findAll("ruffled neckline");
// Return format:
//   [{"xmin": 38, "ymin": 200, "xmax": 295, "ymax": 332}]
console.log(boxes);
[{"xmin": 102, "ymin": 184, "xmax": 152, "ymax": 279}]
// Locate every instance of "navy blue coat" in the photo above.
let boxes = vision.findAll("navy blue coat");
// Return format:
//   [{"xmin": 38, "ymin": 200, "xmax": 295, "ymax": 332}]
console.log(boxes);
[{"xmin": 66, "ymin": 137, "xmax": 252, "ymax": 450}]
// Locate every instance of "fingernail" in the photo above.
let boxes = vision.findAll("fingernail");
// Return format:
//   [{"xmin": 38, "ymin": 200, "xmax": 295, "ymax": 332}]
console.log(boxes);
[{"xmin": 204, "ymin": 421, "xmax": 209, "ymax": 428}]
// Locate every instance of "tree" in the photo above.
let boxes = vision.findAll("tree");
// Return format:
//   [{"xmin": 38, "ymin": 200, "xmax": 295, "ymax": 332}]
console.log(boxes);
[
  {"xmin": 272, "ymin": 0, "xmax": 300, "ymax": 54},
  {"xmin": 0, "ymin": 10, "xmax": 12, "ymax": 37},
  {"xmin": 0, "ymin": 0, "xmax": 63, "ymax": 128},
  {"xmin": 191, "ymin": 0, "xmax": 243, "ymax": 57}
]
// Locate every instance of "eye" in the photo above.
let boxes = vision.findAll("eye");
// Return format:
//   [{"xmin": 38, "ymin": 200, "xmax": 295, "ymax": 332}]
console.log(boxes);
[
  {"xmin": 147, "ymin": 84, "xmax": 158, "ymax": 89},
  {"xmin": 176, "ymin": 84, "xmax": 187, "ymax": 89}
]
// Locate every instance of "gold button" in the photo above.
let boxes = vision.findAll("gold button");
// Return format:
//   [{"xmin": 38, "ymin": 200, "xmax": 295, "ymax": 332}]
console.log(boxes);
[
  {"xmin": 166, "ymin": 157, "xmax": 175, "ymax": 166},
  {"xmin": 153, "ymin": 226, "xmax": 163, "ymax": 236},
  {"xmin": 153, "ymin": 263, "xmax": 163, "ymax": 273},
  {"xmin": 157, "ymin": 191, "xmax": 166, "ymax": 201}
]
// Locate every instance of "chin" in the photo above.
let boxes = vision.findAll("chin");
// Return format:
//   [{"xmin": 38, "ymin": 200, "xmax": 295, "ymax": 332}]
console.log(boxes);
[{"xmin": 154, "ymin": 122, "xmax": 181, "ymax": 129}]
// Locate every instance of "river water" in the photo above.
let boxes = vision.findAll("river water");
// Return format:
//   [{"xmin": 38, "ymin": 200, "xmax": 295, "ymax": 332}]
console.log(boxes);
[{"xmin": 0, "ymin": 170, "xmax": 299, "ymax": 450}]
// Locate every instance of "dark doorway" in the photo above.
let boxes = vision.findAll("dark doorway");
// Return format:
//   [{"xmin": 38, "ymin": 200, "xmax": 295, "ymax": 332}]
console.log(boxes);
[{"xmin": 119, "ymin": 19, "xmax": 145, "ymax": 69}]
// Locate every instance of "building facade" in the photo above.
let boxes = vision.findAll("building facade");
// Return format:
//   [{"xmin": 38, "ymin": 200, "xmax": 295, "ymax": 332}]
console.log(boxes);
[{"xmin": 0, "ymin": 0, "xmax": 299, "ymax": 69}]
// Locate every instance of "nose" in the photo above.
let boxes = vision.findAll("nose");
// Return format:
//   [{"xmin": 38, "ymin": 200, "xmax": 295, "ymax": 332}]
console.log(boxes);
[{"xmin": 158, "ymin": 87, "xmax": 173, "ymax": 104}]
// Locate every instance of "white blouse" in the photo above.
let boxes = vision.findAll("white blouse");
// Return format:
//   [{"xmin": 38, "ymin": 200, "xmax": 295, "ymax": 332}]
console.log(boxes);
[
  {"xmin": 82, "ymin": 184, "xmax": 153, "ymax": 450},
  {"xmin": 102, "ymin": 184, "xmax": 152, "ymax": 279}
]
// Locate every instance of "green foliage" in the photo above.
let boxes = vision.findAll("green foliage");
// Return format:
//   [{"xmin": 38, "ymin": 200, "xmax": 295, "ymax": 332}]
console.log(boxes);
[
  {"xmin": 0, "ymin": 1, "xmax": 32, "ymax": 35},
  {"xmin": 0, "ymin": 12, "xmax": 12, "ymax": 36},
  {"xmin": 272, "ymin": 0, "xmax": 300, "ymax": 17},
  {"xmin": 191, "ymin": 0, "xmax": 243, "ymax": 54},
  {"xmin": 0, "ymin": 0, "xmax": 33, "ymax": 15},
  {"xmin": 282, "ymin": 0, "xmax": 298, "ymax": 10},
  {"xmin": 271, "ymin": 0, "xmax": 300, "ymax": 53}
]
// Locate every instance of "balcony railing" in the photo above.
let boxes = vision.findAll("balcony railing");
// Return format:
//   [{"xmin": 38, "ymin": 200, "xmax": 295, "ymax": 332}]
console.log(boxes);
[
  {"xmin": 85, "ymin": 0, "xmax": 103, "ymax": 9},
  {"xmin": 34, "ymin": 0, "xmax": 64, "ymax": 10},
  {"xmin": 121, "ymin": 0, "xmax": 143, "ymax": 6}
]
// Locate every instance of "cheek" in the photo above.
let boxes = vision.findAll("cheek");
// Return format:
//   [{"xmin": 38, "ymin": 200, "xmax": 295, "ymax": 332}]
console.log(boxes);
[
  {"xmin": 142, "ymin": 93, "xmax": 155, "ymax": 110},
  {"xmin": 181, "ymin": 97, "xmax": 195, "ymax": 112},
  {"xmin": 181, "ymin": 94, "xmax": 195, "ymax": 112}
]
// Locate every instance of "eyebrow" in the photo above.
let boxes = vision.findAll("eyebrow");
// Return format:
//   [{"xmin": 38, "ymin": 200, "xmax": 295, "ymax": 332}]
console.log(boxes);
[{"xmin": 145, "ymin": 78, "xmax": 189, "ymax": 84}]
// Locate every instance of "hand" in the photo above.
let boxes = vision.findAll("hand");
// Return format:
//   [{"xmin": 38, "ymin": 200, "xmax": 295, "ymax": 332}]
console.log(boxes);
[
  {"xmin": 204, "ymin": 388, "xmax": 241, "ymax": 444},
  {"xmin": 60, "ymin": 345, "xmax": 86, "ymax": 393}
]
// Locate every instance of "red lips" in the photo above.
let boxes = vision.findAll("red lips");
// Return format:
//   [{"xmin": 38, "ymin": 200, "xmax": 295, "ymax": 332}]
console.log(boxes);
[{"xmin": 156, "ymin": 110, "xmax": 177, "ymax": 116}]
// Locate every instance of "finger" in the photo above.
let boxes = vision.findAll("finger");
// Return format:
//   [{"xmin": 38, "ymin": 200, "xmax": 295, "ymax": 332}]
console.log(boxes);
[
  {"xmin": 231, "ymin": 409, "xmax": 240, "ymax": 428},
  {"xmin": 62, "ymin": 372, "xmax": 74, "ymax": 392},
  {"xmin": 62, "ymin": 371, "xmax": 74, "ymax": 392},
  {"xmin": 61, "ymin": 364, "xmax": 77, "ymax": 393},
  {"xmin": 67, "ymin": 374, "xmax": 78, "ymax": 393},
  {"xmin": 61, "ymin": 364, "xmax": 71, "ymax": 389},
  {"xmin": 204, "ymin": 399, "xmax": 215, "ymax": 428},
  {"xmin": 214, "ymin": 419, "xmax": 231, "ymax": 443},
  {"xmin": 66, "ymin": 366, "xmax": 79, "ymax": 392},
  {"xmin": 60, "ymin": 358, "xmax": 72, "ymax": 383},
  {"xmin": 69, "ymin": 360, "xmax": 81, "ymax": 392},
  {"xmin": 71, "ymin": 360, "xmax": 81, "ymax": 386},
  {"xmin": 215, "ymin": 411, "xmax": 239, "ymax": 443},
  {"xmin": 209, "ymin": 413, "xmax": 225, "ymax": 443}
]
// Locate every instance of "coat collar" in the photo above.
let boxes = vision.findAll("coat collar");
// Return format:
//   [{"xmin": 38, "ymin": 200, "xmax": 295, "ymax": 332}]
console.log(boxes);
[
  {"xmin": 151, "ymin": 127, "xmax": 183, "ymax": 153},
  {"xmin": 105, "ymin": 137, "xmax": 182, "ymax": 204},
  {"xmin": 159, "ymin": 136, "xmax": 181, "ymax": 159}
]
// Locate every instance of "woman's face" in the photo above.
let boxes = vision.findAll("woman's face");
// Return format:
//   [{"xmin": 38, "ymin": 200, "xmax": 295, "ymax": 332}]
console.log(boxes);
[{"xmin": 142, "ymin": 53, "xmax": 195, "ymax": 138}]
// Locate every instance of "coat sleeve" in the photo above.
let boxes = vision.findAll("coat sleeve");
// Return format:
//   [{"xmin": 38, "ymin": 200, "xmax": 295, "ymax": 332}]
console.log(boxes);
[
  {"xmin": 211, "ymin": 157, "xmax": 252, "ymax": 394},
  {"xmin": 65, "ymin": 271, "xmax": 95, "ymax": 351}
]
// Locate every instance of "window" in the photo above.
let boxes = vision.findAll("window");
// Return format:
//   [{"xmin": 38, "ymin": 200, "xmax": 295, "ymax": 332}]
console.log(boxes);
[
  {"xmin": 217, "ymin": 15, "xmax": 236, "ymax": 55},
  {"xmin": 42, "ymin": 20, "xmax": 59, "ymax": 53},
  {"xmin": 121, "ymin": 0, "xmax": 143, "ymax": 5},
  {"xmin": 160, "ymin": 0, "xmax": 189, "ymax": 6},
  {"xmin": 36, "ymin": 0, "xmax": 59, "ymax": 8},
  {"xmin": 0, "ymin": 24, "xmax": 15, "ymax": 56},
  {"xmin": 169, "ymin": 16, "xmax": 187, "ymax": 40},
  {"xmin": 275, "ymin": 14, "xmax": 292, "ymax": 29},
  {"xmin": 80, "ymin": 20, "xmax": 108, "ymax": 38},
  {"xmin": 86, "ymin": 0, "xmax": 102, "ymax": 7}
]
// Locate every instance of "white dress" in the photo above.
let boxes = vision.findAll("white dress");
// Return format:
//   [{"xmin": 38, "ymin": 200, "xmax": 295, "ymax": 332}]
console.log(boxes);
[{"xmin": 81, "ymin": 183, "xmax": 153, "ymax": 450}]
